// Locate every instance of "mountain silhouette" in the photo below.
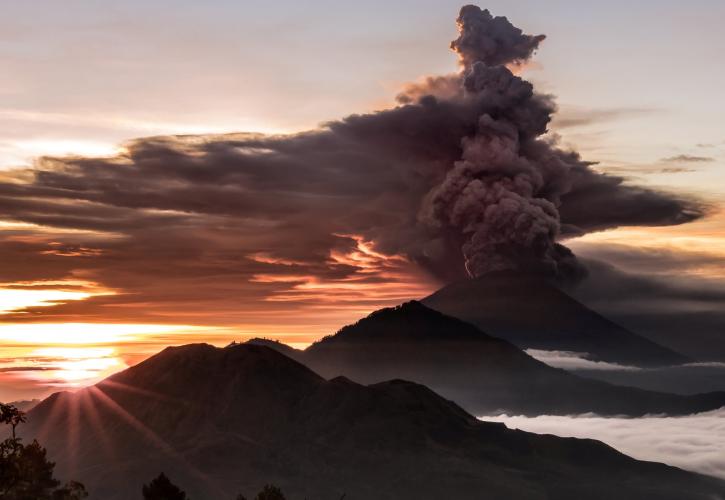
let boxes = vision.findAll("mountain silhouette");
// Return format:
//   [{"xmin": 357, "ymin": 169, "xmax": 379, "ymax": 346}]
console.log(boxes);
[
  {"xmin": 18, "ymin": 343, "xmax": 725, "ymax": 499},
  {"xmin": 252, "ymin": 301, "xmax": 725, "ymax": 416},
  {"xmin": 422, "ymin": 271, "xmax": 688, "ymax": 366}
]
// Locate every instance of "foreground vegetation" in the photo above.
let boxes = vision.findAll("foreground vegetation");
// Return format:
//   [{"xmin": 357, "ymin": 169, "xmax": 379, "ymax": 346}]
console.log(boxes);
[{"xmin": 1, "ymin": 403, "xmax": 296, "ymax": 500}]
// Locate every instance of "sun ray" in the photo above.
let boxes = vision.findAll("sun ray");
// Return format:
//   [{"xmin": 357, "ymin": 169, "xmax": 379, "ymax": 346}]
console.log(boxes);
[
  {"xmin": 78, "ymin": 389, "xmax": 118, "ymax": 466},
  {"xmin": 88, "ymin": 386, "xmax": 223, "ymax": 497}
]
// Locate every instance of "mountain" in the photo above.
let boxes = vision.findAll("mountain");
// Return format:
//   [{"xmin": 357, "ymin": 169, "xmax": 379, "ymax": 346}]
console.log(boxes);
[
  {"xmin": 5, "ymin": 399, "xmax": 40, "ymax": 412},
  {"xmin": 422, "ymin": 271, "xmax": 688, "ymax": 367},
  {"xmin": 18, "ymin": 343, "xmax": 725, "ymax": 500},
  {"xmin": 251, "ymin": 302, "xmax": 725, "ymax": 416}
]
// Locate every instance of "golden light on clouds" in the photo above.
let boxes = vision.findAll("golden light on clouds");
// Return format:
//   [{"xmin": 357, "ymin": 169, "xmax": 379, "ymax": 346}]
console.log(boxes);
[
  {"xmin": 250, "ymin": 234, "xmax": 436, "ymax": 305},
  {"xmin": 0, "ymin": 323, "xmax": 213, "ymax": 345},
  {"xmin": 30, "ymin": 347, "xmax": 124, "ymax": 385},
  {"xmin": 0, "ymin": 280, "xmax": 114, "ymax": 315},
  {"xmin": 570, "ymin": 212, "xmax": 725, "ymax": 278}
]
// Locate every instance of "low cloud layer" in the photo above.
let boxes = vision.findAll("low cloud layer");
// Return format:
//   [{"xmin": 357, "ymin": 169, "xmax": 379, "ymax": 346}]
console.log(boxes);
[
  {"xmin": 0, "ymin": 5, "xmax": 707, "ymax": 327},
  {"xmin": 482, "ymin": 409, "xmax": 725, "ymax": 480},
  {"xmin": 528, "ymin": 347, "xmax": 725, "ymax": 394},
  {"xmin": 525, "ymin": 349, "xmax": 641, "ymax": 371}
]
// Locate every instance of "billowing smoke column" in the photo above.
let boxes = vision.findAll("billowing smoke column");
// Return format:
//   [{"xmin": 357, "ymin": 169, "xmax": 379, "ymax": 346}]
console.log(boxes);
[
  {"xmin": 450, "ymin": 5, "xmax": 546, "ymax": 69},
  {"xmin": 422, "ymin": 5, "xmax": 585, "ymax": 280}
]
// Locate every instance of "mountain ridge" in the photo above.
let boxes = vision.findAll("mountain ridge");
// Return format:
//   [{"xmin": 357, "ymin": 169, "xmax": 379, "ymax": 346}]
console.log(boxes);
[
  {"xmin": 19, "ymin": 343, "xmax": 725, "ymax": 500},
  {"xmin": 250, "ymin": 301, "xmax": 725, "ymax": 416}
]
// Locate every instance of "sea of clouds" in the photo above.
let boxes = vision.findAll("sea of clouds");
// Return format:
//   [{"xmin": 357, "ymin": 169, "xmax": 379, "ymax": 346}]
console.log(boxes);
[{"xmin": 480, "ymin": 408, "xmax": 725, "ymax": 479}]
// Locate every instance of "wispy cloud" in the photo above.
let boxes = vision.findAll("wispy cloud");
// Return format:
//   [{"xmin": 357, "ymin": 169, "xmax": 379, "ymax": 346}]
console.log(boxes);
[
  {"xmin": 552, "ymin": 106, "xmax": 657, "ymax": 129},
  {"xmin": 525, "ymin": 349, "xmax": 642, "ymax": 371},
  {"xmin": 660, "ymin": 154, "xmax": 715, "ymax": 163}
]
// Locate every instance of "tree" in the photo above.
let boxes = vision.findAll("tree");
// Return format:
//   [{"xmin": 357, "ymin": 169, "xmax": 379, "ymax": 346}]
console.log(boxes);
[
  {"xmin": 142, "ymin": 473, "xmax": 187, "ymax": 500},
  {"xmin": 0, "ymin": 403, "xmax": 26, "ymax": 440},
  {"xmin": 234, "ymin": 484, "xmax": 287, "ymax": 500},
  {"xmin": 52, "ymin": 481, "xmax": 89, "ymax": 500},
  {"xmin": 0, "ymin": 403, "xmax": 87, "ymax": 500},
  {"xmin": 254, "ymin": 484, "xmax": 286, "ymax": 500}
]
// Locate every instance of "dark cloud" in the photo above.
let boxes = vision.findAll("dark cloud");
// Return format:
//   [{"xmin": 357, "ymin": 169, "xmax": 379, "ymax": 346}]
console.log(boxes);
[
  {"xmin": 565, "ymin": 244, "xmax": 725, "ymax": 361},
  {"xmin": 660, "ymin": 155, "xmax": 715, "ymax": 163},
  {"xmin": 0, "ymin": 6, "xmax": 707, "ymax": 324}
]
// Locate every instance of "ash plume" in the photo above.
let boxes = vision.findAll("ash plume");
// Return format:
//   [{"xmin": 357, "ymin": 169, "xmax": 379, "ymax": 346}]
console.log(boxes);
[
  {"xmin": 451, "ymin": 5, "xmax": 546, "ymax": 69},
  {"xmin": 422, "ymin": 5, "xmax": 586, "ymax": 279},
  {"xmin": 0, "ymin": 5, "xmax": 706, "ymax": 323}
]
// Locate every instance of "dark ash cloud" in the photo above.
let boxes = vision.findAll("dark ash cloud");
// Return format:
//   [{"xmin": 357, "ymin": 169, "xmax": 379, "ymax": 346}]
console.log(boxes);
[
  {"xmin": 450, "ymin": 5, "xmax": 545, "ymax": 68},
  {"xmin": 0, "ymin": 5, "xmax": 708, "ymax": 324}
]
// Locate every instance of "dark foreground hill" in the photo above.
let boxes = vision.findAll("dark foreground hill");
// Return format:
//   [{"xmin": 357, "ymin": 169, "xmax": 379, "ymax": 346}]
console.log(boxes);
[
  {"xmin": 20, "ymin": 344, "xmax": 725, "ymax": 500},
  {"xmin": 252, "ymin": 302, "xmax": 725, "ymax": 416},
  {"xmin": 422, "ymin": 271, "xmax": 687, "ymax": 367}
]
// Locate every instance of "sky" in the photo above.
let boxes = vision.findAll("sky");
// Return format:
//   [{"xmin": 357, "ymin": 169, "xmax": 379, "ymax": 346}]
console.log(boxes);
[{"xmin": 1, "ymin": 0, "xmax": 724, "ymax": 400}]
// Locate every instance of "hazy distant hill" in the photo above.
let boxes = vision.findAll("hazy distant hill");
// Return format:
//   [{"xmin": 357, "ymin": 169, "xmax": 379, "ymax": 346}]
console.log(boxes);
[
  {"xmin": 252, "ymin": 302, "xmax": 725, "ymax": 416},
  {"xmin": 422, "ymin": 271, "xmax": 688, "ymax": 367},
  {"xmin": 5, "ymin": 399, "xmax": 40, "ymax": 412},
  {"xmin": 19, "ymin": 344, "xmax": 725, "ymax": 499}
]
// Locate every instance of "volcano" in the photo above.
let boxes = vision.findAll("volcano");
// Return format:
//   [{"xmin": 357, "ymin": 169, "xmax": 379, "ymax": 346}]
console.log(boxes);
[
  {"xmin": 18, "ymin": 343, "xmax": 725, "ymax": 500},
  {"xmin": 421, "ymin": 271, "xmax": 688, "ymax": 367},
  {"xmin": 252, "ymin": 301, "xmax": 725, "ymax": 416}
]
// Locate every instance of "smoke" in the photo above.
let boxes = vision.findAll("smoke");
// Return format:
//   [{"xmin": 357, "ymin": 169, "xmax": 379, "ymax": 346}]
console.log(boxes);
[
  {"xmin": 0, "ymin": 5, "xmax": 706, "ymax": 324},
  {"xmin": 451, "ymin": 5, "xmax": 546, "ymax": 69},
  {"xmin": 421, "ymin": 5, "xmax": 591, "ymax": 279}
]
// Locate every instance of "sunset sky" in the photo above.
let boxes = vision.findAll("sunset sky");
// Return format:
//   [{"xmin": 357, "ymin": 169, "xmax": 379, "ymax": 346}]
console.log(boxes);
[{"xmin": 1, "ymin": 0, "xmax": 724, "ymax": 400}]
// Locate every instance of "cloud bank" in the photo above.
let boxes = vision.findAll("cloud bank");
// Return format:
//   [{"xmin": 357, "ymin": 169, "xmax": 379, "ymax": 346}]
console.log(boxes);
[
  {"xmin": 0, "ymin": 5, "xmax": 705, "ymax": 326},
  {"xmin": 482, "ymin": 409, "xmax": 725, "ymax": 480}
]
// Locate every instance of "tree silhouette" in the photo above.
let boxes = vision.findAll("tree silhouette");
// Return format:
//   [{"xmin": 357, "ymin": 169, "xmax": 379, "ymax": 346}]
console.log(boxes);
[
  {"xmin": 254, "ymin": 484, "xmax": 286, "ymax": 500},
  {"xmin": 52, "ymin": 481, "xmax": 89, "ymax": 500},
  {"xmin": 233, "ymin": 484, "xmax": 287, "ymax": 500},
  {"xmin": 142, "ymin": 473, "xmax": 187, "ymax": 500},
  {"xmin": 0, "ymin": 403, "xmax": 26, "ymax": 440},
  {"xmin": 0, "ymin": 403, "xmax": 87, "ymax": 500}
]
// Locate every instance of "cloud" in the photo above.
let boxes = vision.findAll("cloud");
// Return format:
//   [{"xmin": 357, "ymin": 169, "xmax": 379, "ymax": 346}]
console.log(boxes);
[
  {"xmin": 481, "ymin": 409, "xmax": 725, "ymax": 480},
  {"xmin": 526, "ymin": 347, "xmax": 725, "ymax": 395},
  {"xmin": 0, "ymin": 366, "xmax": 57, "ymax": 372},
  {"xmin": 552, "ymin": 107, "xmax": 656, "ymax": 129},
  {"xmin": 563, "ymin": 244, "xmax": 725, "ymax": 361},
  {"xmin": 0, "ymin": 6, "xmax": 706, "ymax": 326},
  {"xmin": 660, "ymin": 154, "xmax": 715, "ymax": 163},
  {"xmin": 525, "ymin": 349, "xmax": 641, "ymax": 371}
]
